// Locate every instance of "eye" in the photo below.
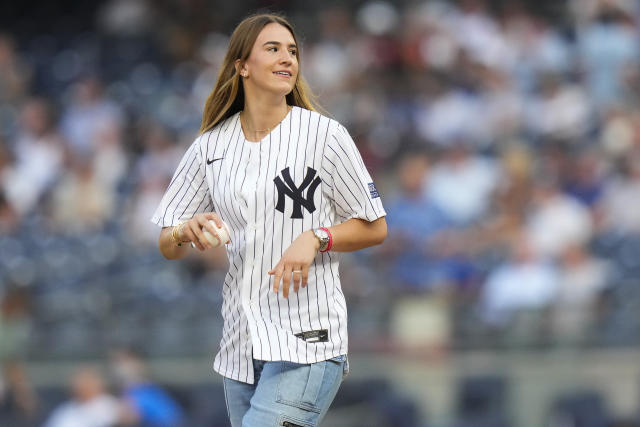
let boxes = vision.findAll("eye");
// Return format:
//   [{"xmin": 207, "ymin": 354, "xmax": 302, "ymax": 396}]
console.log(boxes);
[
  {"xmin": 267, "ymin": 46, "xmax": 277, "ymax": 52},
  {"xmin": 290, "ymin": 49, "xmax": 297, "ymax": 56}
]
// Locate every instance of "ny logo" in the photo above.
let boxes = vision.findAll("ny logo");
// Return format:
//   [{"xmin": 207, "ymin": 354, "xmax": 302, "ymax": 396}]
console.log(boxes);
[{"xmin": 274, "ymin": 167, "xmax": 322, "ymax": 219}]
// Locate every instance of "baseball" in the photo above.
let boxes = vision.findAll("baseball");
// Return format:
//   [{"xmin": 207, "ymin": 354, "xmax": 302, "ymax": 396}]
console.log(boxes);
[{"xmin": 203, "ymin": 219, "xmax": 230, "ymax": 248}]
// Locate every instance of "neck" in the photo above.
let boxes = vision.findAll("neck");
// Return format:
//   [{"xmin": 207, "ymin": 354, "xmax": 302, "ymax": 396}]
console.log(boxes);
[{"xmin": 241, "ymin": 92, "xmax": 291, "ymax": 141}]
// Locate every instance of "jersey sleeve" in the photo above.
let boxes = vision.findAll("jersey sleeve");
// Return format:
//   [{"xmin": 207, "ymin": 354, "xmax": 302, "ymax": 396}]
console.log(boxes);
[
  {"xmin": 150, "ymin": 137, "xmax": 213, "ymax": 227},
  {"xmin": 320, "ymin": 123, "xmax": 386, "ymax": 222}
]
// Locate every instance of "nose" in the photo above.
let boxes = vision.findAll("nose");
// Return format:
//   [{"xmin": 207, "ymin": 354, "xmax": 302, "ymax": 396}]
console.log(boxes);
[{"xmin": 279, "ymin": 50, "xmax": 294, "ymax": 64}]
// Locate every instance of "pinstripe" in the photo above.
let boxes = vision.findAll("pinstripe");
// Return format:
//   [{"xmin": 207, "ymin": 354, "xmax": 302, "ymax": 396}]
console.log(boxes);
[
  {"xmin": 151, "ymin": 107, "xmax": 385, "ymax": 384},
  {"xmin": 309, "ymin": 112, "xmax": 322, "ymax": 360},
  {"xmin": 290, "ymin": 107, "xmax": 305, "ymax": 359},
  {"xmin": 223, "ymin": 120, "xmax": 245, "ymax": 381},
  {"xmin": 255, "ymin": 140, "xmax": 274, "ymax": 360},
  {"xmin": 263, "ymin": 132, "xmax": 283, "ymax": 360},
  {"xmin": 177, "ymin": 178, "xmax": 207, "ymax": 218},
  {"xmin": 333, "ymin": 137, "xmax": 379, "ymax": 216},
  {"xmin": 213, "ymin": 119, "xmax": 242, "ymax": 233},
  {"xmin": 301, "ymin": 108, "xmax": 313, "ymax": 360},
  {"xmin": 315, "ymin": 117, "xmax": 335, "ymax": 356},
  {"xmin": 319, "ymin": 174, "xmax": 351, "ymax": 218},
  {"xmin": 246, "ymin": 141, "xmax": 266, "ymax": 360},
  {"xmin": 282, "ymin": 110, "xmax": 295, "ymax": 357},
  {"xmin": 270, "ymin": 127, "xmax": 289, "ymax": 361},
  {"xmin": 325, "ymin": 144, "xmax": 365, "ymax": 210},
  {"xmin": 237, "ymin": 139, "xmax": 265, "ymax": 370},
  {"xmin": 321, "ymin": 159, "xmax": 359, "ymax": 216},
  {"xmin": 326, "ymin": 251, "xmax": 343, "ymax": 349}
]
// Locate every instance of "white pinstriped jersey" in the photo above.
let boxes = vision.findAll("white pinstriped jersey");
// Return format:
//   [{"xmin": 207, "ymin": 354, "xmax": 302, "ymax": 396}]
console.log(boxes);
[{"xmin": 151, "ymin": 106, "xmax": 386, "ymax": 384}]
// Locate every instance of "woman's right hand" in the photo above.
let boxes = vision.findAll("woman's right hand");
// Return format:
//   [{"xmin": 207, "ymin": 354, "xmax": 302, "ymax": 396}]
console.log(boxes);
[{"xmin": 178, "ymin": 212, "xmax": 226, "ymax": 251}]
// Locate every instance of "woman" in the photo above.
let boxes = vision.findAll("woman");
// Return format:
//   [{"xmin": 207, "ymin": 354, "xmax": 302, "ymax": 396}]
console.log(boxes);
[{"xmin": 152, "ymin": 13, "xmax": 387, "ymax": 427}]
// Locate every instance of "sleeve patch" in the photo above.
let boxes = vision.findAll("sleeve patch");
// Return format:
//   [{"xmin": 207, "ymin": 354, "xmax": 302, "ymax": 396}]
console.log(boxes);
[{"xmin": 368, "ymin": 182, "xmax": 380, "ymax": 199}]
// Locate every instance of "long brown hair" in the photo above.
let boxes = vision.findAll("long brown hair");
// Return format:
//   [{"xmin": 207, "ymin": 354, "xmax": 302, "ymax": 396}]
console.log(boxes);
[{"xmin": 200, "ymin": 13, "xmax": 320, "ymax": 134}]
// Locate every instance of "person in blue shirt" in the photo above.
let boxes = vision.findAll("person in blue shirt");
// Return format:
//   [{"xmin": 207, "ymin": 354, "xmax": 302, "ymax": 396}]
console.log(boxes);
[
  {"xmin": 382, "ymin": 151, "xmax": 453, "ymax": 291},
  {"xmin": 110, "ymin": 347, "xmax": 184, "ymax": 427}
]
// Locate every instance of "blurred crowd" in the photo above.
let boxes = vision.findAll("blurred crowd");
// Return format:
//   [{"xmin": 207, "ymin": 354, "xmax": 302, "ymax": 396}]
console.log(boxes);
[
  {"xmin": 1, "ymin": 0, "xmax": 640, "ymax": 424},
  {"xmin": 0, "ymin": 346, "xmax": 191, "ymax": 426}
]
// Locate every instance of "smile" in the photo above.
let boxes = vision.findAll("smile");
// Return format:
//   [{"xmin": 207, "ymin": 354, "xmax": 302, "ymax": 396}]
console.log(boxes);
[{"xmin": 274, "ymin": 71, "xmax": 292, "ymax": 77}]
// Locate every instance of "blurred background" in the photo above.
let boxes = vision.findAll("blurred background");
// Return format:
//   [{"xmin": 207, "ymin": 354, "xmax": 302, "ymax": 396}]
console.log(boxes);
[{"xmin": 1, "ymin": 0, "xmax": 640, "ymax": 425}]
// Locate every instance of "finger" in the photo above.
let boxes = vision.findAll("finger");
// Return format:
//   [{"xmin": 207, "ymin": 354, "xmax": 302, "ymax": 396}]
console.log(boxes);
[
  {"xmin": 201, "ymin": 216, "xmax": 218, "ymax": 236},
  {"xmin": 205, "ymin": 212, "xmax": 224, "ymax": 228},
  {"xmin": 281, "ymin": 265, "xmax": 292, "ymax": 299},
  {"xmin": 202, "ymin": 223, "xmax": 220, "ymax": 247},
  {"xmin": 183, "ymin": 222, "xmax": 206, "ymax": 251},
  {"xmin": 272, "ymin": 265, "xmax": 283, "ymax": 294},
  {"xmin": 191, "ymin": 218, "xmax": 212, "ymax": 249},
  {"xmin": 301, "ymin": 265, "xmax": 310, "ymax": 288},
  {"xmin": 291, "ymin": 267, "xmax": 302, "ymax": 294}
]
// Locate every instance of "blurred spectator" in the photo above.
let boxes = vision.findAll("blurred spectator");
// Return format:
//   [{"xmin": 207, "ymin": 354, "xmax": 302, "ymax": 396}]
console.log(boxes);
[
  {"xmin": 480, "ymin": 234, "xmax": 558, "ymax": 328},
  {"xmin": 110, "ymin": 347, "xmax": 184, "ymax": 427},
  {"xmin": 44, "ymin": 366, "xmax": 120, "ymax": 427},
  {"xmin": 0, "ymin": 34, "xmax": 29, "ymax": 105},
  {"xmin": 0, "ymin": 361, "xmax": 38, "ymax": 425},
  {"xmin": 0, "ymin": 141, "xmax": 19, "ymax": 232},
  {"xmin": 425, "ymin": 142, "xmax": 500, "ymax": 225},
  {"xmin": 477, "ymin": 143, "xmax": 534, "ymax": 249},
  {"xmin": 382, "ymin": 151, "xmax": 451, "ymax": 291},
  {"xmin": 525, "ymin": 175, "xmax": 593, "ymax": 258},
  {"xmin": 0, "ymin": 34, "xmax": 30, "ymax": 138},
  {"xmin": 48, "ymin": 152, "xmax": 116, "ymax": 233},
  {"xmin": 453, "ymin": 0, "xmax": 514, "ymax": 71},
  {"xmin": 60, "ymin": 76, "xmax": 124, "ymax": 157},
  {"xmin": 125, "ymin": 122, "xmax": 183, "ymax": 246},
  {"xmin": 599, "ymin": 108, "xmax": 636, "ymax": 157},
  {"xmin": 506, "ymin": 9, "xmax": 573, "ymax": 79},
  {"xmin": 415, "ymin": 76, "xmax": 488, "ymax": 146},
  {"xmin": 0, "ymin": 286, "xmax": 32, "ymax": 361},
  {"xmin": 598, "ymin": 152, "xmax": 640, "ymax": 233},
  {"xmin": 1, "ymin": 98, "xmax": 64, "ymax": 216},
  {"xmin": 525, "ymin": 72, "xmax": 592, "ymax": 141},
  {"xmin": 92, "ymin": 118, "xmax": 129, "ymax": 192},
  {"xmin": 0, "ymin": 190, "xmax": 18, "ymax": 234},
  {"xmin": 97, "ymin": 0, "xmax": 153, "ymax": 37},
  {"xmin": 564, "ymin": 148, "xmax": 607, "ymax": 208},
  {"xmin": 478, "ymin": 68, "xmax": 525, "ymax": 141},
  {"xmin": 305, "ymin": 6, "xmax": 354, "ymax": 94},
  {"xmin": 578, "ymin": 2, "xmax": 638, "ymax": 108},
  {"xmin": 551, "ymin": 244, "xmax": 611, "ymax": 343}
]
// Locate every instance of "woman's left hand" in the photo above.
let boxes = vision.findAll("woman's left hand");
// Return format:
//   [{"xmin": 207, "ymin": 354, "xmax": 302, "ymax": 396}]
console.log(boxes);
[{"xmin": 269, "ymin": 230, "xmax": 320, "ymax": 298}]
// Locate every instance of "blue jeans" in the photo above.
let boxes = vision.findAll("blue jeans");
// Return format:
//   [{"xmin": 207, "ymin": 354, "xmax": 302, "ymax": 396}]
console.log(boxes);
[{"xmin": 223, "ymin": 355, "xmax": 348, "ymax": 427}]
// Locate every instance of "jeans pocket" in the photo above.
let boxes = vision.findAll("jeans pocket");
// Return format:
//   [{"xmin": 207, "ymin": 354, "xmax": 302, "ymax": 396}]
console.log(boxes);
[
  {"xmin": 276, "ymin": 361, "xmax": 325, "ymax": 413},
  {"xmin": 329, "ymin": 354, "xmax": 349, "ymax": 380}
]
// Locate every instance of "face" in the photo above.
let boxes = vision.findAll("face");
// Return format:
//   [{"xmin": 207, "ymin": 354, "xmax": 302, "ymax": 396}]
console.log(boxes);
[{"xmin": 240, "ymin": 23, "xmax": 299, "ymax": 98}]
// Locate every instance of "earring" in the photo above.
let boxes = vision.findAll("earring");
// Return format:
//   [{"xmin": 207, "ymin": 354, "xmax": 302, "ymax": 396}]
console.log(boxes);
[{"xmin": 241, "ymin": 71, "xmax": 247, "ymax": 77}]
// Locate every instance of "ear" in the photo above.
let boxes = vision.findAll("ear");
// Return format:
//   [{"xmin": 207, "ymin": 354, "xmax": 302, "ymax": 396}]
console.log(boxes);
[{"xmin": 235, "ymin": 59, "xmax": 248, "ymax": 78}]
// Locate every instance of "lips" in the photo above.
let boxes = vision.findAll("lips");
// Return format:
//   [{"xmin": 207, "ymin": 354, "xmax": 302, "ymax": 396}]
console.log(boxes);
[{"xmin": 273, "ymin": 71, "xmax": 292, "ymax": 77}]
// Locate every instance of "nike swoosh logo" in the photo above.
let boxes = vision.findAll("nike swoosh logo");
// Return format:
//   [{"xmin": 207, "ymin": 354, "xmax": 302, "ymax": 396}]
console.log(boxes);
[{"xmin": 207, "ymin": 157, "xmax": 224, "ymax": 165}]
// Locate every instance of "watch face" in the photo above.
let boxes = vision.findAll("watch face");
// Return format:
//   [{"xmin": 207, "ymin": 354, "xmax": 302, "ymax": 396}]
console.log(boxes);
[
  {"xmin": 315, "ymin": 228, "xmax": 329, "ymax": 240},
  {"xmin": 314, "ymin": 228, "xmax": 330, "ymax": 250}
]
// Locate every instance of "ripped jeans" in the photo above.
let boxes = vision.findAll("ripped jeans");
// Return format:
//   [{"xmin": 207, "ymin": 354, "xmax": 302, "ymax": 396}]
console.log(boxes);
[{"xmin": 223, "ymin": 355, "xmax": 349, "ymax": 427}]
